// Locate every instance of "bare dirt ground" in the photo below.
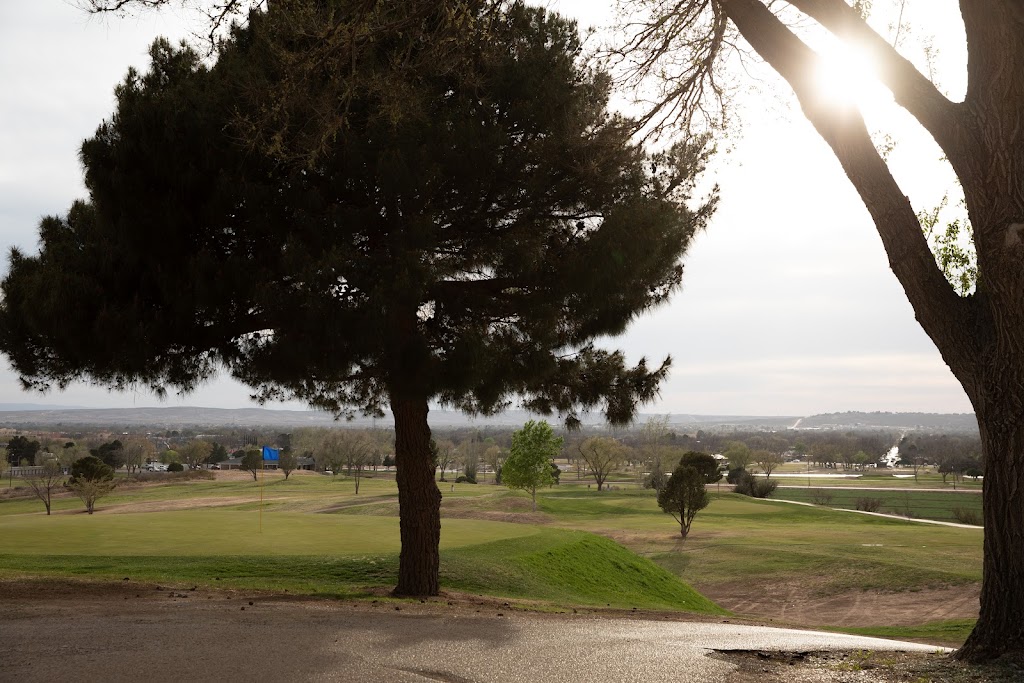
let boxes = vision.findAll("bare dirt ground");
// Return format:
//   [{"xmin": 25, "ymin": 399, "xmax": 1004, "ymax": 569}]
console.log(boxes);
[{"xmin": 701, "ymin": 581, "xmax": 980, "ymax": 629}]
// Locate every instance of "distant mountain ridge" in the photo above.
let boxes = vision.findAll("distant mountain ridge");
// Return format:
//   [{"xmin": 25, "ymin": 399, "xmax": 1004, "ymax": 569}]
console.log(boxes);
[
  {"xmin": 798, "ymin": 411, "xmax": 978, "ymax": 432},
  {"xmin": 0, "ymin": 405, "xmax": 977, "ymax": 432}
]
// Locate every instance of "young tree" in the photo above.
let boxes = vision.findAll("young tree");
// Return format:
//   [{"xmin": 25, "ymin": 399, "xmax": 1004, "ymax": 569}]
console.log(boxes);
[
  {"xmin": 576, "ymin": 436, "xmax": 627, "ymax": 492},
  {"xmin": 241, "ymin": 450, "xmax": 262, "ymax": 482},
  {"xmin": 618, "ymin": 0, "xmax": 1024, "ymax": 661},
  {"xmin": 67, "ymin": 455, "xmax": 117, "ymax": 514},
  {"xmin": 340, "ymin": 432, "xmax": 373, "ymax": 494},
  {"xmin": 434, "ymin": 439, "xmax": 456, "ymax": 482},
  {"xmin": 678, "ymin": 451, "xmax": 722, "ymax": 485},
  {"xmin": 504, "ymin": 420, "xmax": 563, "ymax": 511},
  {"xmin": 657, "ymin": 464, "xmax": 710, "ymax": 538},
  {"xmin": 0, "ymin": 3, "xmax": 713, "ymax": 597},
  {"xmin": 754, "ymin": 450, "xmax": 784, "ymax": 479},
  {"xmin": 278, "ymin": 450, "xmax": 298, "ymax": 480},
  {"xmin": 26, "ymin": 459, "xmax": 65, "ymax": 515}
]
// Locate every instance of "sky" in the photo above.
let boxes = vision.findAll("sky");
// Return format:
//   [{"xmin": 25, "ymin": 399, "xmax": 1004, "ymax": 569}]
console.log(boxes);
[{"xmin": 0, "ymin": 1, "xmax": 975, "ymax": 416}]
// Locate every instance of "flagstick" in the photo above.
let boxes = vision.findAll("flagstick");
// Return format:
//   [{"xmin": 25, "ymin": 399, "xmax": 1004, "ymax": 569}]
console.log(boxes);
[{"xmin": 259, "ymin": 456, "xmax": 264, "ymax": 533}]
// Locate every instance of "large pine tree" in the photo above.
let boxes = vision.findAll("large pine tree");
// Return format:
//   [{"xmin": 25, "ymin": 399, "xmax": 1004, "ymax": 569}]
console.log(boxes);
[{"xmin": 0, "ymin": 1, "xmax": 715, "ymax": 595}]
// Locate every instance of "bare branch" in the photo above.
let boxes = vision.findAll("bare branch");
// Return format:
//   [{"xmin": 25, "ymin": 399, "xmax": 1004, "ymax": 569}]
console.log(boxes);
[
  {"xmin": 719, "ymin": 0, "xmax": 978, "ymax": 386},
  {"xmin": 782, "ymin": 0, "xmax": 966, "ymax": 159}
]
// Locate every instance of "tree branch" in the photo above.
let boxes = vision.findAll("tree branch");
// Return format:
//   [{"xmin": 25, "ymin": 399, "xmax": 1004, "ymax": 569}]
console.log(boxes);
[
  {"xmin": 720, "ymin": 0, "xmax": 978, "ymax": 382},
  {"xmin": 783, "ymin": 0, "xmax": 967, "ymax": 157}
]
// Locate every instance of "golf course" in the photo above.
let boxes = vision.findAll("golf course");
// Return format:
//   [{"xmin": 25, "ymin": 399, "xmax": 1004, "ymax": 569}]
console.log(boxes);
[{"xmin": 0, "ymin": 467, "xmax": 983, "ymax": 647}]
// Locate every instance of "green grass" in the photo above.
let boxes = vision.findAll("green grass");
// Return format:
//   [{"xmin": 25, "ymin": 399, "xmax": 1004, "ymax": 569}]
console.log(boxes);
[
  {"xmin": 443, "ymin": 531, "xmax": 723, "ymax": 612},
  {"xmin": 0, "ymin": 509, "xmax": 536, "ymax": 555},
  {"xmin": 534, "ymin": 489, "xmax": 982, "ymax": 596},
  {"xmin": 0, "ymin": 476, "xmax": 721, "ymax": 612},
  {"xmin": 829, "ymin": 619, "xmax": 977, "ymax": 646},
  {"xmin": 769, "ymin": 487, "xmax": 983, "ymax": 524},
  {"xmin": 0, "ymin": 472, "xmax": 983, "ymax": 621},
  {"xmin": 0, "ymin": 519, "xmax": 721, "ymax": 613}
]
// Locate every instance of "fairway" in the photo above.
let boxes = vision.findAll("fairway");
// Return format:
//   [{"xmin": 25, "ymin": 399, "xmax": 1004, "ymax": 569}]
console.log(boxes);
[
  {"xmin": 0, "ymin": 509, "xmax": 538, "ymax": 556},
  {"xmin": 0, "ymin": 472, "xmax": 983, "ymax": 638},
  {"xmin": 769, "ymin": 487, "xmax": 982, "ymax": 524}
]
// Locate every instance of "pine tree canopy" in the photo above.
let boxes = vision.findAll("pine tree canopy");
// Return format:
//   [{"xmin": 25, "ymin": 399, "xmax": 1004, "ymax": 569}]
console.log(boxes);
[{"xmin": 0, "ymin": 1, "xmax": 716, "ymax": 426}]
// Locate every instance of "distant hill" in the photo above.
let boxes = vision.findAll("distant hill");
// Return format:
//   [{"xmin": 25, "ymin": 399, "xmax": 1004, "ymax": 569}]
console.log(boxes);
[
  {"xmin": 0, "ymin": 402, "xmax": 86, "ymax": 411},
  {"xmin": 798, "ymin": 411, "xmax": 978, "ymax": 432},
  {"xmin": 0, "ymin": 405, "xmax": 978, "ymax": 433}
]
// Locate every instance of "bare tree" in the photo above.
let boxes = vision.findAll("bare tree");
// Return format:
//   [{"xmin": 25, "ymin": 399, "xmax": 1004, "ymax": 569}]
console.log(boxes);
[
  {"xmin": 434, "ymin": 439, "xmax": 455, "ymax": 482},
  {"xmin": 341, "ymin": 432, "xmax": 374, "ymax": 494},
  {"xmin": 121, "ymin": 436, "xmax": 156, "ymax": 474},
  {"xmin": 180, "ymin": 440, "xmax": 213, "ymax": 470},
  {"xmin": 753, "ymin": 450, "xmax": 783, "ymax": 478},
  {"xmin": 577, "ymin": 436, "xmax": 627, "ymax": 492},
  {"xmin": 26, "ymin": 460, "xmax": 64, "ymax": 515},
  {"xmin": 484, "ymin": 445, "xmax": 505, "ymax": 485}
]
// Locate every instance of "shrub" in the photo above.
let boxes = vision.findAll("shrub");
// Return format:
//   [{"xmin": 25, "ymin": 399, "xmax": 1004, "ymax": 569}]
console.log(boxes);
[
  {"xmin": 454, "ymin": 475, "xmax": 477, "ymax": 484},
  {"xmin": 952, "ymin": 507, "xmax": 981, "ymax": 525},
  {"xmin": 167, "ymin": 462, "xmax": 184, "ymax": 472},
  {"xmin": 643, "ymin": 469, "xmax": 667, "ymax": 491},
  {"xmin": 855, "ymin": 497, "xmax": 883, "ymax": 512},
  {"xmin": 726, "ymin": 467, "xmax": 745, "ymax": 484},
  {"xmin": 131, "ymin": 469, "xmax": 215, "ymax": 483},
  {"xmin": 810, "ymin": 489, "xmax": 834, "ymax": 506},
  {"xmin": 732, "ymin": 471, "xmax": 776, "ymax": 498}
]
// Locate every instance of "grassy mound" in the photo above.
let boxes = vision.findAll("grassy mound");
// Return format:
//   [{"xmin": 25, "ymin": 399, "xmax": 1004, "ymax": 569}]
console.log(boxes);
[{"xmin": 442, "ymin": 529, "xmax": 723, "ymax": 613}]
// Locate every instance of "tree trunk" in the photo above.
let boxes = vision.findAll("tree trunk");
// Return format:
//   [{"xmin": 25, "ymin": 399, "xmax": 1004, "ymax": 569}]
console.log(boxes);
[
  {"xmin": 391, "ymin": 395, "xmax": 441, "ymax": 597},
  {"xmin": 956, "ymin": 391, "xmax": 1024, "ymax": 661}
]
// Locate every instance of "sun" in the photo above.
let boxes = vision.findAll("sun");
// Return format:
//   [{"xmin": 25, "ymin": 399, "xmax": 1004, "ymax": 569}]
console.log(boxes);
[{"xmin": 811, "ymin": 40, "xmax": 892, "ymax": 114}]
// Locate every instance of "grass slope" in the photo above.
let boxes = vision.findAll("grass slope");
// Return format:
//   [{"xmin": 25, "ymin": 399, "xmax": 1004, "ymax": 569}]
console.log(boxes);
[{"xmin": 0, "ymin": 500, "xmax": 720, "ymax": 612}]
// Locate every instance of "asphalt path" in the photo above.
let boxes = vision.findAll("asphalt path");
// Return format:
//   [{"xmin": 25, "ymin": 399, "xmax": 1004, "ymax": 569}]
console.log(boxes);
[{"xmin": 1, "ymin": 594, "xmax": 945, "ymax": 683}]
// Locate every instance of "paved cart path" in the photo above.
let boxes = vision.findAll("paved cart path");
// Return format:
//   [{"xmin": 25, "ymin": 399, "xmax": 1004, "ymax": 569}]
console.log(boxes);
[{"xmin": 1, "ymin": 590, "xmax": 946, "ymax": 683}]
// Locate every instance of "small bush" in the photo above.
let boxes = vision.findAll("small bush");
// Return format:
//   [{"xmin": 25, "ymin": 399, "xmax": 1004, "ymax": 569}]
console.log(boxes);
[
  {"xmin": 855, "ymin": 497, "xmax": 883, "ymax": 512},
  {"xmin": 732, "ymin": 471, "xmax": 777, "ymax": 498},
  {"xmin": 167, "ymin": 462, "xmax": 185, "ymax": 472},
  {"xmin": 643, "ymin": 470, "xmax": 667, "ymax": 491},
  {"xmin": 952, "ymin": 507, "xmax": 981, "ymax": 525},
  {"xmin": 810, "ymin": 489, "xmax": 834, "ymax": 506},
  {"xmin": 454, "ymin": 475, "xmax": 477, "ymax": 484}
]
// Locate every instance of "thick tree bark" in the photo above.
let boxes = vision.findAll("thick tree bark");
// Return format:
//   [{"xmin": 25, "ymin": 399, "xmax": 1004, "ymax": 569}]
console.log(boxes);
[
  {"xmin": 716, "ymin": 0, "xmax": 1024, "ymax": 662},
  {"xmin": 958, "ymin": 390, "xmax": 1024, "ymax": 661},
  {"xmin": 391, "ymin": 394, "xmax": 441, "ymax": 596}
]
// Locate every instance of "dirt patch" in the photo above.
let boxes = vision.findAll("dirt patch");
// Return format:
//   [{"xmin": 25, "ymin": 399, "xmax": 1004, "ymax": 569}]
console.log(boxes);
[
  {"xmin": 700, "ymin": 580, "xmax": 979, "ymax": 628},
  {"xmin": 440, "ymin": 494, "xmax": 550, "ymax": 525},
  {"xmin": 83, "ymin": 496, "xmax": 291, "ymax": 515}
]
